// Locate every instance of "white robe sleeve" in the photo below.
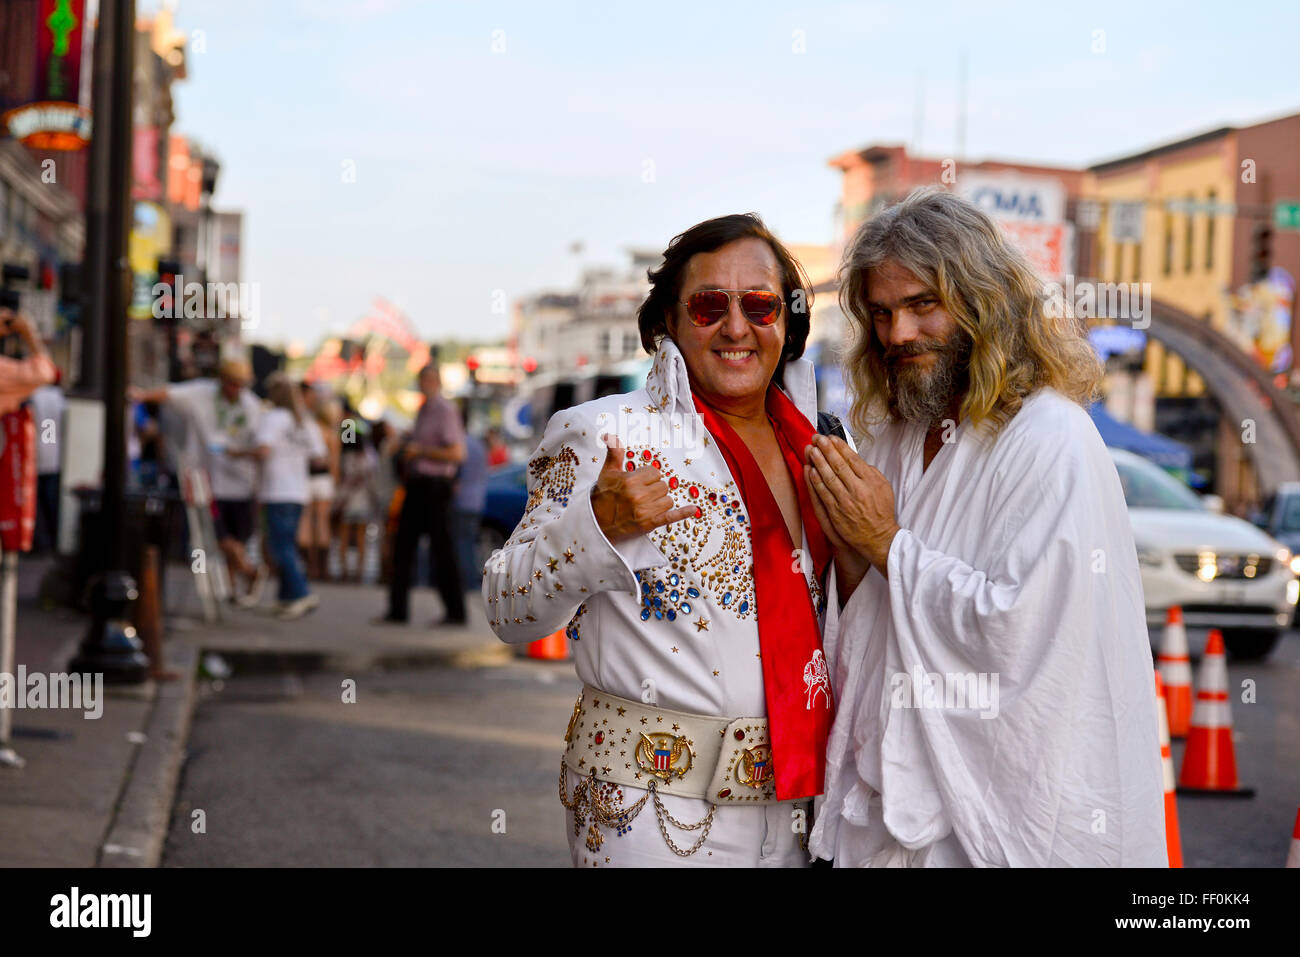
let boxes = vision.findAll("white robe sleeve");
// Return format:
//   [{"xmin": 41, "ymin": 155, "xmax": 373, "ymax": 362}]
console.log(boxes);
[
  {"xmin": 857, "ymin": 420, "xmax": 1165, "ymax": 866},
  {"xmin": 481, "ymin": 407, "xmax": 668, "ymax": 645}
]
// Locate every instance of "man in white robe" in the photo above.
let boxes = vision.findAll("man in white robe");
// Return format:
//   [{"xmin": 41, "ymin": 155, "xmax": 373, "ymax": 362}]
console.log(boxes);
[{"xmin": 804, "ymin": 187, "xmax": 1167, "ymax": 867}]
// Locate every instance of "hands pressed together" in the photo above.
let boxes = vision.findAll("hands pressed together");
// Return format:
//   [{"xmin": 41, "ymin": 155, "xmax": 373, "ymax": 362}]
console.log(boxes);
[
  {"xmin": 804, "ymin": 434, "xmax": 901, "ymax": 585},
  {"xmin": 586, "ymin": 428, "xmax": 900, "ymax": 587}
]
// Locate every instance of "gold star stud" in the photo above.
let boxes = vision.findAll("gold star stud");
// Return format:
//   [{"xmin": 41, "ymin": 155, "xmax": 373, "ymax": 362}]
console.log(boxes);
[
  {"xmin": 694, "ymin": 618, "xmax": 710, "ymax": 632},
  {"xmin": 547, "ymin": 557, "xmax": 559, "ymax": 572},
  {"xmin": 563, "ymin": 548, "xmax": 575, "ymax": 563}
]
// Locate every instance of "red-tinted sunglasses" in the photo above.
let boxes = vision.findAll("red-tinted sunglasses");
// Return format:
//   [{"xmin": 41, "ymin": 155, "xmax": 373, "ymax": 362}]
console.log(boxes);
[{"xmin": 680, "ymin": 289, "xmax": 784, "ymax": 327}]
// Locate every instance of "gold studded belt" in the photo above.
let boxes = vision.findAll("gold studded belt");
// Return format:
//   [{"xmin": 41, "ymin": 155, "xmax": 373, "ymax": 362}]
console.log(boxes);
[{"xmin": 562, "ymin": 685, "xmax": 783, "ymax": 805}]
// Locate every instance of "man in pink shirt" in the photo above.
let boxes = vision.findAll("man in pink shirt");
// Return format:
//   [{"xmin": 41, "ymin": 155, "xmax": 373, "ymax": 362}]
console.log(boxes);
[
  {"xmin": 378, "ymin": 363, "xmax": 467, "ymax": 626},
  {"xmin": 0, "ymin": 309, "xmax": 57, "ymax": 415}
]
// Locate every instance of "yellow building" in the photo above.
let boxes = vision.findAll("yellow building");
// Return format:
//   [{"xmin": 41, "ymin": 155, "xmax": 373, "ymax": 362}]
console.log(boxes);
[
  {"xmin": 1089, "ymin": 129, "xmax": 1241, "ymax": 398},
  {"xmin": 1088, "ymin": 111, "xmax": 1300, "ymax": 507}
]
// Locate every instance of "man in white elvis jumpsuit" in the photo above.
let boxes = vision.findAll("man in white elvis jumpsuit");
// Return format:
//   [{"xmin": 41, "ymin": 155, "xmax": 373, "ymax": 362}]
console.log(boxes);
[{"xmin": 484, "ymin": 213, "xmax": 842, "ymax": 866}]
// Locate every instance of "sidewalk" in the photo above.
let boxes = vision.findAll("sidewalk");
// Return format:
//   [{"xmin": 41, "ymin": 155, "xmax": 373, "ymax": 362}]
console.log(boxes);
[{"xmin": 0, "ymin": 555, "xmax": 513, "ymax": 867}]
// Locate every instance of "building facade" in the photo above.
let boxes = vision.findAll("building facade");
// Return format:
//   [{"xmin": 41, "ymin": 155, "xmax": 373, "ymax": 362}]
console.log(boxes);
[{"xmin": 1087, "ymin": 111, "xmax": 1300, "ymax": 508}]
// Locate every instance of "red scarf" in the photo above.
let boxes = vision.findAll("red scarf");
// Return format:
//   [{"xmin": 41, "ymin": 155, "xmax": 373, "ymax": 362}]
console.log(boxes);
[{"xmin": 693, "ymin": 386, "xmax": 833, "ymax": 800}]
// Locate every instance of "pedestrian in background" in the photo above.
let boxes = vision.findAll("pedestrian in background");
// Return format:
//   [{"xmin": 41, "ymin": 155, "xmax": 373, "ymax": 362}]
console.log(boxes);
[
  {"xmin": 453, "ymin": 414, "xmax": 489, "ymax": 592},
  {"xmin": 335, "ymin": 418, "xmax": 380, "ymax": 583},
  {"xmin": 485, "ymin": 426, "xmax": 509, "ymax": 467},
  {"xmin": 371, "ymin": 419, "xmax": 403, "ymax": 585},
  {"xmin": 131, "ymin": 358, "xmax": 266, "ymax": 605},
  {"xmin": 298, "ymin": 391, "xmax": 340, "ymax": 581},
  {"xmin": 251, "ymin": 373, "xmax": 326, "ymax": 620},
  {"xmin": 0, "ymin": 308, "xmax": 56, "ymax": 414},
  {"xmin": 378, "ymin": 363, "xmax": 466, "ymax": 626}
]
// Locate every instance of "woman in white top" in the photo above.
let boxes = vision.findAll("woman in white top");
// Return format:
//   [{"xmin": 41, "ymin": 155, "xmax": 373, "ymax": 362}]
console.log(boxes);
[{"xmin": 251, "ymin": 373, "xmax": 327, "ymax": 619}]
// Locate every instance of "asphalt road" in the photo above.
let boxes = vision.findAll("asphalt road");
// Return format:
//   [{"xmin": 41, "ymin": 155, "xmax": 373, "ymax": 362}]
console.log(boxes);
[
  {"xmin": 1170, "ymin": 627, "xmax": 1300, "ymax": 867},
  {"xmin": 162, "ymin": 657, "xmax": 582, "ymax": 867},
  {"xmin": 161, "ymin": 630, "xmax": 1300, "ymax": 867}
]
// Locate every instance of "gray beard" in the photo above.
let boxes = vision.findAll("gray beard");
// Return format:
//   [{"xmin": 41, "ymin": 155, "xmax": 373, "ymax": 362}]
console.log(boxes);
[{"xmin": 886, "ymin": 338, "xmax": 971, "ymax": 427}]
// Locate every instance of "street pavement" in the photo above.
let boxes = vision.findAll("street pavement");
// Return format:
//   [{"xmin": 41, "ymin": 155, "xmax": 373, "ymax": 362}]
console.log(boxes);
[
  {"xmin": 0, "ymin": 553, "xmax": 511, "ymax": 867},
  {"xmin": 1172, "ymin": 627, "xmax": 1300, "ymax": 867},
  {"xmin": 162, "ymin": 659, "xmax": 578, "ymax": 867},
  {"xmin": 3, "ymin": 550, "xmax": 1299, "ymax": 867}
]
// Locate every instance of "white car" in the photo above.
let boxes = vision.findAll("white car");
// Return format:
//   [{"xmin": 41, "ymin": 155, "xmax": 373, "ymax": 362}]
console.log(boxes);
[{"xmin": 1110, "ymin": 448, "xmax": 1298, "ymax": 660}]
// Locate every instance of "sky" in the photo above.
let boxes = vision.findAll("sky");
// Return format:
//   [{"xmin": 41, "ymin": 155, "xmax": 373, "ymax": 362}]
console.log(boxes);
[{"xmin": 160, "ymin": 0, "xmax": 1300, "ymax": 348}]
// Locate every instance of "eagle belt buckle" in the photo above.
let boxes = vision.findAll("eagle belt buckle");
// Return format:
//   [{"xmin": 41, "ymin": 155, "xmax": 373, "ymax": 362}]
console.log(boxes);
[
  {"xmin": 708, "ymin": 718, "xmax": 778, "ymax": 804},
  {"xmin": 634, "ymin": 731, "xmax": 693, "ymax": 782}
]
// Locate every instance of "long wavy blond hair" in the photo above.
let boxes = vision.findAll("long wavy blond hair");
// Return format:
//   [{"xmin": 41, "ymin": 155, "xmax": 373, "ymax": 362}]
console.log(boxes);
[{"xmin": 840, "ymin": 186, "xmax": 1101, "ymax": 440}]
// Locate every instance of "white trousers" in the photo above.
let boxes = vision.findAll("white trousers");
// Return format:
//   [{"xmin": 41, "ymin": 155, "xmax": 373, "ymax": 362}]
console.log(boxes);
[{"xmin": 563, "ymin": 766, "xmax": 811, "ymax": 868}]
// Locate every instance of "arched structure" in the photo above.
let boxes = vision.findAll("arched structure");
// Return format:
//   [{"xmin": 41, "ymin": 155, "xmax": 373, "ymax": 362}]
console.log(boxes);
[{"xmin": 1134, "ymin": 299, "xmax": 1300, "ymax": 495}]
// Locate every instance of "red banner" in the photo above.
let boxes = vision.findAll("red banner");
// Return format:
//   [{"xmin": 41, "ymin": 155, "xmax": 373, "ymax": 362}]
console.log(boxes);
[{"xmin": 0, "ymin": 408, "xmax": 37, "ymax": 553}]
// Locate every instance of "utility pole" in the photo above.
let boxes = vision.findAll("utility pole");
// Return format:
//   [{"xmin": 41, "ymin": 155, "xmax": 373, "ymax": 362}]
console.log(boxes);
[{"xmin": 70, "ymin": 0, "xmax": 149, "ymax": 683}]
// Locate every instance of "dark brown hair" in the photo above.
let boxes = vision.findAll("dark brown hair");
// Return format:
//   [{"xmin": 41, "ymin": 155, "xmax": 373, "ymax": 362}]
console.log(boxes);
[{"xmin": 637, "ymin": 213, "xmax": 813, "ymax": 381}]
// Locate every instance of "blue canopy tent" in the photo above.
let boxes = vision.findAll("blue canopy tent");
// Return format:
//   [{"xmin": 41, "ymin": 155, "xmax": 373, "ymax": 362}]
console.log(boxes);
[{"xmin": 1087, "ymin": 403, "xmax": 1204, "ymax": 486}]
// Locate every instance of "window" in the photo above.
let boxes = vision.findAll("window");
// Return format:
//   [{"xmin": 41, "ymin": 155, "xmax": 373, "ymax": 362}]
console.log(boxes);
[
  {"xmin": 1162, "ymin": 210, "xmax": 1173, "ymax": 276},
  {"xmin": 1183, "ymin": 193, "xmax": 1194, "ymax": 274},
  {"xmin": 598, "ymin": 330, "xmax": 611, "ymax": 355},
  {"xmin": 624, "ymin": 331, "xmax": 639, "ymax": 356},
  {"xmin": 1205, "ymin": 190, "xmax": 1216, "ymax": 272},
  {"xmin": 1112, "ymin": 453, "xmax": 1202, "ymax": 510}
]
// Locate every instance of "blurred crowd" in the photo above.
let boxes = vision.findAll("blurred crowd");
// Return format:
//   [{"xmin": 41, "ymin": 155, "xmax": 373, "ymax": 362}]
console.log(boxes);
[{"xmin": 20, "ymin": 337, "xmax": 507, "ymax": 624}]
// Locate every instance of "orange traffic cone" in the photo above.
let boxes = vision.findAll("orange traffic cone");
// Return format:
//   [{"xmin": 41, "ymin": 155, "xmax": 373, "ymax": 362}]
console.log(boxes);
[
  {"xmin": 528, "ymin": 628, "xmax": 569, "ymax": 660},
  {"xmin": 1177, "ymin": 630, "xmax": 1254, "ymax": 797},
  {"xmin": 1157, "ymin": 606, "xmax": 1192, "ymax": 738},
  {"xmin": 1287, "ymin": 807, "xmax": 1300, "ymax": 867},
  {"xmin": 1154, "ymin": 672, "xmax": 1183, "ymax": 867}
]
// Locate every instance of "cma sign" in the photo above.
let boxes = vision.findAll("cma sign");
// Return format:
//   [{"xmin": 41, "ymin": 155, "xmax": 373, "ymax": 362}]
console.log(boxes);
[{"xmin": 958, "ymin": 174, "xmax": 1065, "ymax": 224}]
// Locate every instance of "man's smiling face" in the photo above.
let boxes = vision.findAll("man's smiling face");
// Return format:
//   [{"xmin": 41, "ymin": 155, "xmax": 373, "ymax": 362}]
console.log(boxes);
[{"xmin": 666, "ymin": 237, "xmax": 786, "ymax": 408}]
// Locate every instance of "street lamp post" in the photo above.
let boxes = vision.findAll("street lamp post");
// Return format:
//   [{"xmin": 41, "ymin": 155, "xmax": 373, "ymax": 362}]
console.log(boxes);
[
  {"xmin": 70, "ymin": 0, "xmax": 149, "ymax": 683},
  {"xmin": 197, "ymin": 154, "xmax": 220, "ymax": 371}
]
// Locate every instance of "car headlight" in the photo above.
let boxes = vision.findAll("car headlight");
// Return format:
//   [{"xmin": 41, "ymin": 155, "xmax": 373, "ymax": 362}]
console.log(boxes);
[
  {"xmin": 1136, "ymin": 545, "xmax": 1162, "ymax": 567},
  {"xmin": 1288, "ymin": 579, "xmax": 1299, "ymax": 606},
  {"xmin": 1277, "ymin": 546, "xmax": 1292, "ymax": 565},
  {"xmin": 1290, "ymin": 554, "xmax": 1300, "ymax": 576}
]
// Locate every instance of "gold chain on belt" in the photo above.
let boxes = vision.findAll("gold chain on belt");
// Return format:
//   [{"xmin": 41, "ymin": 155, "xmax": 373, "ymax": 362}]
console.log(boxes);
[{"xmin": 559, "ymin": 762, "xmax": 717, "ymax": 857}]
